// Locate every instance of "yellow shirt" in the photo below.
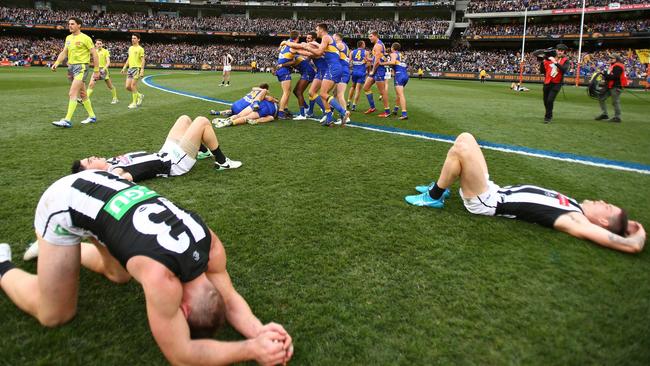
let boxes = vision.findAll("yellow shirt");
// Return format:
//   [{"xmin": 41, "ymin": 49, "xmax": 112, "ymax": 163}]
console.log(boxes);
[
  {"xmin": 128, "ymin": 45, "xmax": 145, "ymax": 68},
  {"xmin": 251, "ymin": 61, "xmax": 257, "ymax": 68},
  {"xmin": 479, "ymin": 70, "xmax": 487, "ymax": 77},
  {"xmin": 65, "ymin": 32, "xmax": 94, "ymax": 65},
  {"xmin": 417, "ymin": 68, "xmax": 424, "ymax": 75},
  {"xmin": 98, "ymin": 48, "xmax": 110, "ymax": 68}
]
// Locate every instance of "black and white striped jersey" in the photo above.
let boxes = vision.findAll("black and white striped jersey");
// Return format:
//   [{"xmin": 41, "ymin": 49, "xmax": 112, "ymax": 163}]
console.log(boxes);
[
  {"xmin": 495, "ymin": 184, "xmax": 584, "ymax": 228},
  {"xmin": 107, "ymin": 151, "xmax": 172, "ymax": 182},
  {"xmin": 34, "ymin": 170, "xmax": 211, "ymax": 282}
]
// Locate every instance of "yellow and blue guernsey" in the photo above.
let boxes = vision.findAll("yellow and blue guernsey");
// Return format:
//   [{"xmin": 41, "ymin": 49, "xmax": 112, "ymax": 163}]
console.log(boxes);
[
  {"xmin": 351, "ymin": 47, "xmax": 367, "ymax": 84},
  {"xmin": 296, "ymin": 55, "xmax": 316, "ymax": 82},
  {"xmin": 322, "ymin": 34, "xmax": 342, "ymax": 83},
  {"xmin": 313, "ymin": 55, "xmax": 328, "ymax": 80},
  {"xmin": 231, "ymin": 89, "xmax": 264, "ymax": 114},
  {"xmin": 338, "ymin": 41, "xmax": 351, "ymax": 84},
  {"xmin": 276, "ymin": 40, "xmax": 295, "ymax": 82},
  {"xmin": 393, "ymin": 51, "xmax": 409, "ymax": 87},
  {"xmin": 372, "ymin": 39, "xmax": 388, "ymax": 81}
]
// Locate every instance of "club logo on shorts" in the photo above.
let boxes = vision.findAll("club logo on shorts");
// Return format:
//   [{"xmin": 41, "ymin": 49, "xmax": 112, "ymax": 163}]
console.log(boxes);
[{"xmin": 193, "ymin": 250, "xmax": 200, "ymax": 261}]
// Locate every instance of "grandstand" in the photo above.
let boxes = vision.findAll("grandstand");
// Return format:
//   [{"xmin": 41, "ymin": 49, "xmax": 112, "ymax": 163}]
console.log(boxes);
[
  {"xmin": 1, "ymin": 0, "xmax": 648, "ymax": 85},
  {"xmin": 1, "ymin": 0, "xmax": 650, "ymax": 365}
]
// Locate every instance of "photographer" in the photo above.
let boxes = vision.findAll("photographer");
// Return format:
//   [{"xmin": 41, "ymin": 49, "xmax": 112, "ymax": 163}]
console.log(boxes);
[
  {"xmin": 595, "ymin": 53, "xmax": 627, "ymax": 123},
  {"xmin": 535, "ymin": 44, "xmax": 569, "ymax": 124}
]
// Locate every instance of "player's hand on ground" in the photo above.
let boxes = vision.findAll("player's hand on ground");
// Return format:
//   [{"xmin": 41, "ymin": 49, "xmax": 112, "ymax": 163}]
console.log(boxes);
[
  {"xmin": 250, "ymin": 330, "xmax": 288, "ymax": 366},
  {"xmin": 258, "ymin": 322, "xmax": 294, "ymax": 364}
]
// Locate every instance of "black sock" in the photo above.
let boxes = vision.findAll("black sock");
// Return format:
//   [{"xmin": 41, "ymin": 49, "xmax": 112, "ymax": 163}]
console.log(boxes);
[
  {"xmin": 198, "ymin": 144, "xmax": 208, "ymax": 153},
  {"xmin": 211, "ymin": 147, "xmax": 227, "ymax": 164},
  {"xmin": 0, "ymin": 261, "xmax": 15, "ymax": 276},
  {"xmin": 226, "ymin": 81, "xmax": 230, "ymax": 85},
  {"xmin": 428, "ymin": 182, "xmax": 446, "ymax": 200}
]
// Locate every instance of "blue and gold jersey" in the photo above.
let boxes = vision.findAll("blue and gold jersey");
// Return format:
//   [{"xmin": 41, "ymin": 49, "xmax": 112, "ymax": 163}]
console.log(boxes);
[
  {"xmin": 323, "ymin": 34, "xmax": 340, "ymax": 66},
  {"xmin": 243, "ymin": 89, "xmax": 263, "ymax": 103},
  {"xmin": 277, "ymin": 39, "xmax": 296, "ymax": 65},
  {"xmin": 372, "ymin": 39, "xmax": 388, "ymax": 65},
  {"xmin": 393, "ymin": 51, "xmax": 408, "ymax": 73},
  {"xmin": 338, "ymin": 41, "xmax": 350, "ymax": 66},
  {"xmin": 351, "ymin": 48, "xmax": 366, "ymax": 74}
]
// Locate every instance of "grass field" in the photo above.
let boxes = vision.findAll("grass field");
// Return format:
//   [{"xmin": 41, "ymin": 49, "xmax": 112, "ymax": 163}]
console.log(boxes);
[{"xmin": 0, "ymin": 67, "xmax": 649, "ymax": 365}]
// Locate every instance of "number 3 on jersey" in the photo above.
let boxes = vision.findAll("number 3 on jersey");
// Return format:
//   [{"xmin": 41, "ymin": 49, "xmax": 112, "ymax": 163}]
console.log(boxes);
[{"xmin": 132, "ymin": 198, "xmax": 206, "ymax": 253}]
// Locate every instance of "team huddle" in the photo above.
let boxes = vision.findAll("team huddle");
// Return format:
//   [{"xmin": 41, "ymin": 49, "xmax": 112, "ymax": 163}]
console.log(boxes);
[{"xmin": 0, "ymin": 16, "xmax": 647, "ymax": 366}]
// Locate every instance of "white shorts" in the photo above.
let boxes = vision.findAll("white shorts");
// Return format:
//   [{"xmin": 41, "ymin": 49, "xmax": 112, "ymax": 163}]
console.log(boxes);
[
  {"xmin": 223, "ymin": 65, "xmax": 232, "ymax": 73},
  {"xmin": 160, "ymin": 139, "xmax": 197, "ymax": 176},
  {"xmin": 34, "ymin": 174, "xmax": 94, "ymax": 246},
  {"xmin": 459, "ymin": 175, "xmax": 501, "ymax": 216}
]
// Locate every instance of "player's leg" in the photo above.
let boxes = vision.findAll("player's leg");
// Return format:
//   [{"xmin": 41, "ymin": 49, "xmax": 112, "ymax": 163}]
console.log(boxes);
[
  {"xmin": 376, "ymin": 80, "xmax": 390, "ymax": 115},
  {"xmin": 232, "ymin": 111, "xmax": 259, "ymax": 126},
  {"xmin": 293, "ymin": 79, "xmax": 308, "ymax": 118},
  {"xmin": 406, "ymin": 133, "xmax": 489, "ymax": 207},
  {"xmin": 395, "ymin": 84, "xmax": 408, "ymax": 120},
  {"xmin": 106, "ymin": 78, "xmax": 118, "ymax": 103},
  {"xmin": 352, "ymin": 82, "xmax": 363, "ymax": 107},
  {"xmin": 362, "ymin": 76, "xmax": 376, "ymax": 113},
  {"xmin": 78, "ymin": 75, "xmax": 96, "ymax": 122},
  {"xmin": 166, "ymin": 115, "xmax": 192, "ymax": 141},
  {"xmin": 0, "ymin": 235, "xmax": 80, "ymax": 326},
  {"xmin": 438, "ymin": 133, "xmax": 489, "ymax": 195},
  {"xmin": 319, "ymin": 79, "xmax": 335, "ymax": 124},
  {"xmin": 308, "ymin": 79, "xmax": 324, "ymax": 115},
  {"xmin": 133, "ymin": 76, "xmax": 143, "ymax": 106},
  {"xmin": 279, "ymin": 80, "xmax": 292, "ymax": 119},
  {"xmin": 346, "ymin": 82, "xmax": 356, "ymax": 108},
  {"xmin": 80, "ymin": 242, "xmax": 131, "ymax": 284},
  {"xmin": 87, "ymin": 76, "xmax": 97, "ymax": 98}
]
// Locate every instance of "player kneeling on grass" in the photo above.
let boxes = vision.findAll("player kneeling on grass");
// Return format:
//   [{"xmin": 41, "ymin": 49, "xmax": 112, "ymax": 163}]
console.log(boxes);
[
  {"xmin": 0, "ymin": 170, "xmax": 293, "ymax": 366},
  {"xmin": 71, "ymin": 115, "xmax": 242, "ymax": 181},
  {"xmin": 214, "ymin": 98, "xmax": 279, "ymax": 128},
  {"xmin": 404, "ymin": 132, "xmax": 646, "ymax": 254}
]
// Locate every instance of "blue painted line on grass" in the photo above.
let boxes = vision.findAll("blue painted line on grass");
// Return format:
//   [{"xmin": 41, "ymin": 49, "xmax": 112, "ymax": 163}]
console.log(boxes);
[{"xmin": 142, "ymin": 73, "xmax": 650, "ymax": 175}]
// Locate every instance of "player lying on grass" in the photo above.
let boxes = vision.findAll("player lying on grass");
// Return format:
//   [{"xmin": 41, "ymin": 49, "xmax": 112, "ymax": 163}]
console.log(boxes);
[
  {"xmin": 404, "ymin": 132, "xmax": 646, "ymax": 254},
  {"xmin": 0, "ymin": 170, "xmax": 293, "ymax": 366},
  {"xmin": 213, "ymin": 98, "xmax": 280, "ymax": 128},
  {"xmin": 71, "ymin": 115, "xmax": 242, "ymax": 182},
  {"xmin": 209, "ymin": 83, "xmax": 270, "ymax": 118}
]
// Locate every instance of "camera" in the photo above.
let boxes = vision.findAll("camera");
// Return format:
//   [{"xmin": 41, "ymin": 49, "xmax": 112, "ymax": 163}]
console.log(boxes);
[{"xmin": 532, "ymin": 47, "xmax": 557, "ymax": 59}]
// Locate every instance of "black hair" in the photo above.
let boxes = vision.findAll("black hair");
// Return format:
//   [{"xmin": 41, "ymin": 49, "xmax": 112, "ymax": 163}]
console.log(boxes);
[{"xmin": 71, "ymin": 160, "xmax": 83, "ymax": 174}]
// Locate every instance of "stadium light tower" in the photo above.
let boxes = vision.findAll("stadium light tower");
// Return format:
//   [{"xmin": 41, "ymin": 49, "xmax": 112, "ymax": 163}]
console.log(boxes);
[
  {"xmin": 518, "ymin": 1, "xmax": 529, "ymax": 85},
  {"xmin": 575, "ymin": 0, "xmax": 587, "ymax": 86}
]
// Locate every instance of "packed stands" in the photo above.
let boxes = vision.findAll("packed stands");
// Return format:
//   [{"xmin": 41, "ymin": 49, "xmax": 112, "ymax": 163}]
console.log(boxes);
[
  {"xmin": 465, "ymin": 18, "xmax": 650, "ymax": 37},
  {"xmin": 466, "ymin": 0, "xmax": 650, "ymax": 13}
]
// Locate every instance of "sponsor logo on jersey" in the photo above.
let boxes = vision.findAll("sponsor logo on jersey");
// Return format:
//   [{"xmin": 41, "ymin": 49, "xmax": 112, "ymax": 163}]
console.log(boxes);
[
  {"xmin": 557, "ymin": 194, "xmax": 569, "ymax": 206},
  {"xmin": 103, "ymin": 185, "xmax": 159, "ymax": 220}
]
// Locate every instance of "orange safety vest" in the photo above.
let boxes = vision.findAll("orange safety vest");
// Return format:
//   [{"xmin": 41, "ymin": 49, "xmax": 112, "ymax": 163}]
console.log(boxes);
[{"xmin": 608, "ymin": 62, "xmax": 628, "ymax": 88}]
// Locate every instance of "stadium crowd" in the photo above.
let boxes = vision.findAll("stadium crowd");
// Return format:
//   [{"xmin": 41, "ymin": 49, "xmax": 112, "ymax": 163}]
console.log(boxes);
[
  {"xmin": 466, "ymin": 18, "xmax": 650, "ymax": 36},
  {"xmin": 2, "ymin": 36, "xmax": 646, "ymax": 78},
  {"xmin": 467, "ymin": 0, "xmax": 650, "ymax": 13},
  {"xmin": 0, "ymin": 7, "xmax": 450, "ymax": 38}
]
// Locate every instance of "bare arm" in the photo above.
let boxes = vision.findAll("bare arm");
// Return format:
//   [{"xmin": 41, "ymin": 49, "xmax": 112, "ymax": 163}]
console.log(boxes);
[
  {"xmin": 90, "ymin": 47, "xmax": 100, "ymax": 78},
  {"xmin": 121, "ymin": 55, "xmax": 129, "ymax": 73},
  {"xmin": 140, "ymin": 52, "xmax": 145, "ymax": 76},
  {"xmin": 138, "ymin": 263, "xmax": 287, "ymax": 366},
  {"xmin": 51, "ymin": 46, "xmax": 68, "ymax": 71},
  {"xmin": 104, "ymin": 53, "xmax": 111, "ymax": 71},
  {"xmin": 381, "ymin": 52, "xmax": 398, "ymax": 66},
  {"xmin": 556, "ymin": 213, "xmax": 646, "ymax": 253},
  {"xmin": 108, "ymin": 167, "xmax": 133, "ymax": 182}
]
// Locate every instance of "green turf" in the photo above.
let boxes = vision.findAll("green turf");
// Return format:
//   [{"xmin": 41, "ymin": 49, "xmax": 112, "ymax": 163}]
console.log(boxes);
[{"xmin": 0, "ymin": 67, "xmax": 649, "ymax": 365}]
